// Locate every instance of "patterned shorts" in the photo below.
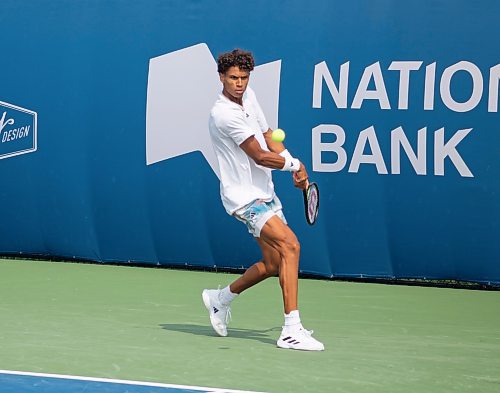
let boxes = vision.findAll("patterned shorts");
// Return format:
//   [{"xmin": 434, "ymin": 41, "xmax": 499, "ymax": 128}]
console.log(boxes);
[{"xmin": 233, "ymin": 196, "xmax": 287, "ymax": 238}]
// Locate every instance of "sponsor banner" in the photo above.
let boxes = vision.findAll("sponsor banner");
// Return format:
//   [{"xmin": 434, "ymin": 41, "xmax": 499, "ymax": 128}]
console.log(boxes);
[
  {"xmin": 0, "ymin": 1, "xmax": 498, "ymax": 284},
  {"xmin": 0, "ymin": 101, "xmax": 37, "ymax": 160}
]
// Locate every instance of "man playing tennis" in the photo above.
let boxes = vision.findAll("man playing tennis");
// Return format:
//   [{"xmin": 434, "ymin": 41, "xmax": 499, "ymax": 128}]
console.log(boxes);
[{"xmin": 202, "ymin": 49, "xmax": 324, "ymax": 351}]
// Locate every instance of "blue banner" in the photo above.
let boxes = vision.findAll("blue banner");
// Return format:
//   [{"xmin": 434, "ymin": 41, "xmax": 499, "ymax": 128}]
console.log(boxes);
[{"xmin": 0, "ymin": 1, "xmax": 498, "ymax": 284}]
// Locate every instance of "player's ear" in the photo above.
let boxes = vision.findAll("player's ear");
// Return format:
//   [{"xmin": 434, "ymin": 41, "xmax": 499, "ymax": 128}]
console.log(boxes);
[{"xmin": 219, "ymin": 72, "xmax": 225, "ymax": 83}]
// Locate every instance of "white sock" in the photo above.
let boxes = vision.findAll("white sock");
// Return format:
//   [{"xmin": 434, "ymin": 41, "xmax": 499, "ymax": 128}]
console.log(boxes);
[
  {"xmin": 284, "ymin": 310, "xmax": 302, "ymax": 331},
  {"xmin": 219, "ymin": 286, "xmax": 238, "ymax": 305}
]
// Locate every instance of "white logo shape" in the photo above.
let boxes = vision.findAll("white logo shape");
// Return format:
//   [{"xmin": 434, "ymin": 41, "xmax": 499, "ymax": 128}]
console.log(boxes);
[
  {"xmin": 145, "ymin": 43, "xmax": 281, "ymax": 178},
  {"xmin": 0, "ymin": 100, "xmax": 37, "ymax": 160}
]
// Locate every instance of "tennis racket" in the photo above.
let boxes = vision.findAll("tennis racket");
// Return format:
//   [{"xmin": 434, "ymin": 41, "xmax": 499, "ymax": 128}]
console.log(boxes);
[{"xmin": 303, "ymin": 182, "xmax": 319, "ymax": 225}]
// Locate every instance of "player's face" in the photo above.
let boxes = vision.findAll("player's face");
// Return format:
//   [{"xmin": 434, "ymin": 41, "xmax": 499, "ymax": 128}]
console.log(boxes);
[{"xmin": 220, "ymin": 66, "xmax": 250, "ymax": 104}]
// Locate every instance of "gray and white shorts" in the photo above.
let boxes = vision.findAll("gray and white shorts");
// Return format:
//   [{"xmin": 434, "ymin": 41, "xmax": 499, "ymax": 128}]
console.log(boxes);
[{"xmin": 233, "ymin": 196, "xmax": 287, "ymax": 238}]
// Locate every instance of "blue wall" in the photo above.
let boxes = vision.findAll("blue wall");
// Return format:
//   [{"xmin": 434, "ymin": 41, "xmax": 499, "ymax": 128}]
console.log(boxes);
[{"xmin": 0, "ymin": 1, "xmax": 498, "ymax": 284}]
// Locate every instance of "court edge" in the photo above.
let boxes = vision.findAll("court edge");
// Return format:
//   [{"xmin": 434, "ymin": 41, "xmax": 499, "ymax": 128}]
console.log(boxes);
[{"xmin": 0, "ymin": 370, "xmax": 266, "ymax": 393}]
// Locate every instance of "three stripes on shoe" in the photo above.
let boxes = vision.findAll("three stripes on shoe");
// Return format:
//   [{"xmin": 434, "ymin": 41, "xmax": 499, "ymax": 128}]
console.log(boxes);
[{"xmin": 280, "ymin": 336, "xmax": 301, "ymax": 346}]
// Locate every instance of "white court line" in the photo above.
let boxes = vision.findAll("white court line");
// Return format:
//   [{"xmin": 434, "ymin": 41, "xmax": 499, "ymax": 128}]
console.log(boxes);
[{"xmin": 0, "ymin": 370, "xmax": 267, "ymax": 393}]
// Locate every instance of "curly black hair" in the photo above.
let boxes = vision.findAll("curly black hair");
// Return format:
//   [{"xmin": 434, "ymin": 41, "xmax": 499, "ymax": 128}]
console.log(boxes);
[{"xmin": 217, "ymin": 49, "xmax": 255, "ymax": 74}]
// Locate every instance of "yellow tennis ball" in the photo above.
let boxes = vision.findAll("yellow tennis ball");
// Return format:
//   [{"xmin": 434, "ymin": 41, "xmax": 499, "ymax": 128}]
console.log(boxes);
[{"xmin": 271, "ymin": 128, "xmax": 286, "ymax": 142}]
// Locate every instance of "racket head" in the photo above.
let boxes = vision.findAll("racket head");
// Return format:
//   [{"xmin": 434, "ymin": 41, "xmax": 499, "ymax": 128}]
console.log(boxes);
[{"xmin": 303, "ymin": 182, "xmax": 319, "ymax": 225}]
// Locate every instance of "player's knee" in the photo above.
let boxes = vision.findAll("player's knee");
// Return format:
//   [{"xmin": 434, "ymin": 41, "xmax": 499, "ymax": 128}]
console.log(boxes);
[
  {"xmin": 267, "ymin": 263, "xmax": 279, "ymax": 276},
  {"xmin": 288, "ymin": 239, "xmax": 301, "ymax": 256},
  {"xmin": 262, "ymin": 257, "xmax": 280, "ymax": 277},
  {"xmin": 280, "ymin": 236, "xmax": 300, "ymax": 258}
]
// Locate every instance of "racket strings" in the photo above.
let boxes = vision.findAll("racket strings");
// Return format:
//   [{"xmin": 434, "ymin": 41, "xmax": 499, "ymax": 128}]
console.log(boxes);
[{"xmin": 306, "ymin": 185, "xmax": 319, "ymax": 224}]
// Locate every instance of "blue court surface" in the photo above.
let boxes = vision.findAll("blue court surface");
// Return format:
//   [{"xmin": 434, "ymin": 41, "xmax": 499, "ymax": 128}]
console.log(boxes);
[{"xmin": 0, "ymin": 371, "xmax": 264, "ymax": 393}]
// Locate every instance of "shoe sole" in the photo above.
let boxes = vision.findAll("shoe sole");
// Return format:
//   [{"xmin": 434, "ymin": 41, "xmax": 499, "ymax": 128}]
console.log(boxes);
[{"xmin": 202, "ymin": 290, "xmax": 227, "ymax": 337}]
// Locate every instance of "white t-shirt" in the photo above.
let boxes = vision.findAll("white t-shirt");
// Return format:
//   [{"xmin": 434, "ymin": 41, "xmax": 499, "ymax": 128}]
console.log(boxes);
[{"xmin": 209, "ymin": 87, "xmax": 275, "ymax": 214}]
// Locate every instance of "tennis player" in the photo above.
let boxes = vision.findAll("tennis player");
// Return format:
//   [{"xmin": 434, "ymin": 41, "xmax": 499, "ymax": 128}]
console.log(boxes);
[{"xmin": 202, "ymin": 49, "xmax": 324, "ymax": 351}]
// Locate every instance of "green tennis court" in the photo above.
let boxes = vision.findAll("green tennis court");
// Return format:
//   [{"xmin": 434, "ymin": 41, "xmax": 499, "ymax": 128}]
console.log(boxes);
[{"xmin": 1, "ymin": 258, "xmax": 499, "ymax": 393}]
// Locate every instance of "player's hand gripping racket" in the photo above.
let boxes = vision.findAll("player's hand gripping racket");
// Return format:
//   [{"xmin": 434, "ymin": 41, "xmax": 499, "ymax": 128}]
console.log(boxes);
[{"xmin": 303, "ymin": 181, "xmax": 319, "ymax": 225}]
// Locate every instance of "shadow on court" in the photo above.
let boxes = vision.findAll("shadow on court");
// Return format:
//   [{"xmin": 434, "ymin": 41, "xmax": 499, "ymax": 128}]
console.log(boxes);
[{"xmin": 159, "ymin": 323, "xmax": 280, "ymax": 345}]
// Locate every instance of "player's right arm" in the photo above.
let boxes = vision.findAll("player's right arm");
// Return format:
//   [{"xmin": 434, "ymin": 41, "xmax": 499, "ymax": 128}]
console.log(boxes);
[
  {"xmin": 240, "ymin": 135, "xmax": 307, "ymax": 187},
  {"xmin": 239, "ymin": 135, "xmax": 287, "ymax": 169}
]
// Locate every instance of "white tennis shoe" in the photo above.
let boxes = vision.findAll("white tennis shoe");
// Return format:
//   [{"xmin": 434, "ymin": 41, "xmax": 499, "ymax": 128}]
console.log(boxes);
[
  {"xmin": 277, "ymin": 327, "xmax": 325, "ymax": 351},
  {"xmin": 202, "ymin": 288, "xmax": 231, "ymax": 337}
]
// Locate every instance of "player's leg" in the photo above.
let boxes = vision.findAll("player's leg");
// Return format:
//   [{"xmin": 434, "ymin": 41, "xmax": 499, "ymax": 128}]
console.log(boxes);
[
  {"xmin": 202, "ymin": 200, "xmax": 281, "ymax": 337},
  {"xmin": 202, "ymin": 223, "xmax": 297, "ymax": 339},
  {"xmin": 202, "ymin": 237, "xmax": 281, "ymax": 336},
  {"xmin": 258, "ymin": 215, "xmax": 300, "ymax": 313},
  {"xmin": 202, "ymin": 197, "xmax": 322, "ymax": 349},
  {"xmin": 202, "ymin": 197, "xmax": 288, "ymax": 336},
  {"xmin": 259, "ymin": 216, "xmax": 324, "ymax": 351},
  {"xmin": 228, "ymin": 237, "xmax": 280, "ymax": 294}
]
